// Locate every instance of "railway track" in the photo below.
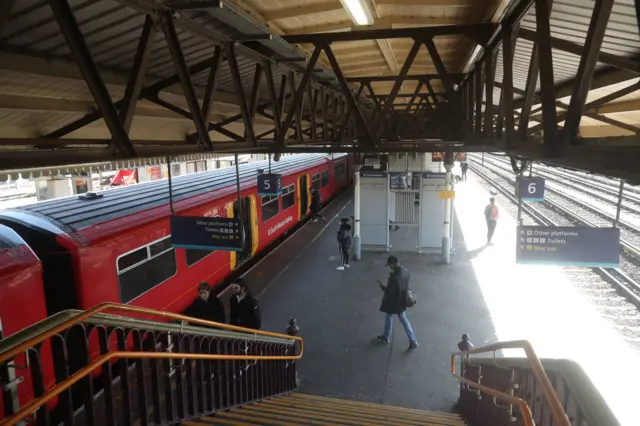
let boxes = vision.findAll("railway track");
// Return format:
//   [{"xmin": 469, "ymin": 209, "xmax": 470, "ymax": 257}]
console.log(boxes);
[{"xmin": 468, "ymin": 159, "xmax": 640, "ymax": 350}]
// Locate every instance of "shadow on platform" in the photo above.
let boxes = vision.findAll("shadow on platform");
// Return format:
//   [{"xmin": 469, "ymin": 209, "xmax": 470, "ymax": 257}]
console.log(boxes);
[{"xmin": 260, "ymin": 201, "xmax": 497, "ymax": 412}]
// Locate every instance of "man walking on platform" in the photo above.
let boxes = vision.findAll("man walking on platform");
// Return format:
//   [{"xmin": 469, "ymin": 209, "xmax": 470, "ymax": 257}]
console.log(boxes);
[
  {"xmin": 461, "ymin": 162, "xmax": 468, "ymax": 181},
  {"xmin": 377, "ymin": 256, "xmax": 418, "ymax": 350},
  {"xmin": 484, "ymin": 197, "xmax": 499, "ymax": 245}
]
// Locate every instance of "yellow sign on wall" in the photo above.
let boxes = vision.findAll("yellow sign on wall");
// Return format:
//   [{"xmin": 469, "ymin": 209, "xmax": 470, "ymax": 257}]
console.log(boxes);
[{"xmin": 439, "ymin": 190, "xmax": 456, "ymax": 199}]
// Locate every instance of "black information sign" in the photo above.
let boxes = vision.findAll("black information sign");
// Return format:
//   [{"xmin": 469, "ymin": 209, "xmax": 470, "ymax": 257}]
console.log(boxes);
[
  {"xmin": 517, "ymin": 177, "xmax": 545, "ymax": 201},
  {"xmin": 171, "ymin": 216, "xmax": 242, "ymax": 251},
  {"xmin": 257, "ymin": 173, "xmax": 282, "ymax": 196},
  {"xmin": 389, "ymin": 172, "xmax": 407, "ymax": 189},
  {"xmin": 516, "ymin": 226, "xmax": 620, "ymax": 267}
]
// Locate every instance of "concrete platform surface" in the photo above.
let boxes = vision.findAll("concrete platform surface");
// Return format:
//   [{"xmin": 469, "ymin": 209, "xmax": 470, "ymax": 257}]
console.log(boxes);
[{"xmin": 259, "ymin": 198, "xmax": 497, "ymax": 412}]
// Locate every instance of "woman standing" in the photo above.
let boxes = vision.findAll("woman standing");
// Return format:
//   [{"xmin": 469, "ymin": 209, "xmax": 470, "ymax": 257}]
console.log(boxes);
[{"xmin": 229, "ymin": 278, "xmax": 262, "ymax": 330}]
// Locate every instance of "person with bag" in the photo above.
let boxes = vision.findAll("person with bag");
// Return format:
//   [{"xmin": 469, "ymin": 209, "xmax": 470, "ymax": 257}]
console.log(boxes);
[
  {"xmin": 376, "ymin": 256, "xmax": 419, "ymax": 350},
  {"xmin": 336, "ymin": 218, "xmax": 352, "ymax": 271}
]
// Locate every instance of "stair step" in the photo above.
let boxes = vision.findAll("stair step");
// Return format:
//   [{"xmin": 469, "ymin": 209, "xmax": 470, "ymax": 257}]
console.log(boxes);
[{"xmin": 187, "ymin": 392, "xmax": 466, "ymax": 425}]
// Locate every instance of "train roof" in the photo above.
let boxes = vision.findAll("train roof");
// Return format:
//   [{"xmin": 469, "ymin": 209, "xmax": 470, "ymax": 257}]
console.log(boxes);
[
  {"xmin": 1, "ymin": 153, "xmax": 348, "ymax": 232},
  {"xmin": 0, "ymin": 224, "xmax": 31, "ymax": 250}
]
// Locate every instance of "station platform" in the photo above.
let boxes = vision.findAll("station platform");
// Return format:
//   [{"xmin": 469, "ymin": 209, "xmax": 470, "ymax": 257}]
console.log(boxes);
[{"xmin": 249, "ymin": 177, "xmax": 639, "ymax": 425}]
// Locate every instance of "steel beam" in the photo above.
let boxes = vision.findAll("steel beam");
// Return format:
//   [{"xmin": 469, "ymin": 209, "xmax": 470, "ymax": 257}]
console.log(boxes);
[
  {"xmin": 322, "ymin": 42, "xmax": 375, "ymax": 146},
  {"xmin": 561, "ymin": 0, "xmax": 615, "ymax": 144},
  {"xmin": 147, "ymin": 96, "xmax": 242, "ymax": 141},
  {"xmin": 534, "ymin": 0, "xmax": 559, "ymax": 153},
  {"xmin": 474, "ymin": 67, "xmax": 483, "ymax": 137},
  {"xmin": 309, "ymin": 86, "xmax": 318, "ymax": 140},
  {"xmin": 264, "ymin": 61, "xmax": 281, "ymax": 140},
  {"xmin": 201, "ymin": 46, "xmax": 223, "ymax": 123},
  {"xmin": 0, "ymin": 0, "xmax": 16, "ymax": 39},
  {"xmin": 227, "ymin": 42, "xmax": 257, "ymax": 146},
  {"xmin": 288, "ymin": 72, "xmax": 305, "ymax": 143},
  {"xmin": 48, "ymin": 0, "xmax": 136, "ymax": 157},
  {"xmin": 518, "ymin": 40, "xmax": 541, "ymax": 140},
  {"xmin": 484, "ymin": 49, "xmax": 494, "ymax": 140},
  {"xmin": 281, "ymin": 23, "xmax": 495, "ymax": 44},
  {"xmin": 518, "ymin": 28, "xmax": 638, "ymax": 74},
  {"xmin": 502, "ymin": 27, "xmax": 515, "ymax": 148},
  {"xmin": 119, "ymin": 15, "xmax": 157, "ymax": 134},
  {"xmin": 245, "ymin": 63, "xmax": 263, "ymax": 141},
  {"xmin": 162, "ymin": 12, "xmax": 213, "ymax": 150},
  {"xmin": 405, "ymin": 81, "xmax": 424, "ymax": 111},
  {"xmin": 372, "ymin": 39, "xmax": 421, "ymax": 137},
  {"xmin": 346, "ymin": 74, "xmax": 464, "ymax": 83},
  {"xmin": 279, "ymin": 47, "xmax": 321, "ymax": 147}
]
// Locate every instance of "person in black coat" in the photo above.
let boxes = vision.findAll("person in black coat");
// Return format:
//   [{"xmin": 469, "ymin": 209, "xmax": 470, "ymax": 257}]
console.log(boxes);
[
  {"xmin": 229, "ymin": 278, "xmax": 262, "ymax": 330},
  {"xmin": 184, "ymin": 282, "xmax": 226, "ymax": 326},
  {"xmin": 336, "ymin": 218, "xmax": 352, "ymax": 271},
  {"xmin": 309, "ymin": 189, "xmax": 325, "ymax": 223},
  {"xmin": 376, "ymin": 256, "xmax": 418, "ymax": 350}
]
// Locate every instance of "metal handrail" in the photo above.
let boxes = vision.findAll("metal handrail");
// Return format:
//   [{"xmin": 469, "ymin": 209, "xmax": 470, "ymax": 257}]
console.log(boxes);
[
  {"xmin": 1, "ymin": 350, "xmax": 300, "ymax": 426},
  {"xmin": 450, "ymin": 339, "xmax": 571, "ymax": 426},
  {"xmin": 0, "ymin": 302, "xmax": 303, "ymax": 365}
]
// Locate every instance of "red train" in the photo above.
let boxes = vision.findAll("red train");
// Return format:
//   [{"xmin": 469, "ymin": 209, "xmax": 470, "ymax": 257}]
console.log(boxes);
[{"xmin": 0, "ymin": 153, "xmax": 351, "ymax": 418}]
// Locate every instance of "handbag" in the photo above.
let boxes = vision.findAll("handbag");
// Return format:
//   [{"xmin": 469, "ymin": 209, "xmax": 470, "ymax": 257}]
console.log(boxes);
[{"xmin": 404, "ymin": 289, "xmax": 417, "ymax": 308}]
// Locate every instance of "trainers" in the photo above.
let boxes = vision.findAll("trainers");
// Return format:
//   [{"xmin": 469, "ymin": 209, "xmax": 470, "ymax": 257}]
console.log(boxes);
[
  {"xmin": 377, "ymin": 336, "xmax": 390, "ymax": 344},
  {"xmin": 336, "ymin": 266, "xmax": 345, "ymax": 271},
  {"xmin": 345, "ymin": 264, "xmax": 350, "ymax": 268},
  {"xmin": 409, "ymin": 340, "xmax": 419, "ymax": 350}
]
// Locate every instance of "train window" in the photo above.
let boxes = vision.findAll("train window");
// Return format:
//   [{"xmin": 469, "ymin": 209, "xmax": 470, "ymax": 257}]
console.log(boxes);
[
  {"xmin": 117, "ymin": 236, "xmax": 177, "ymax": 303},
  {"xmin": 149, "ymin": 237, "xmax": 173, "ymax": 257},
  {"xmin": 261, "ymin": 195, "xmax": 280, "ymax": 222},
  {"xmin": 321, "ymin": 170, "xmax": 329, "ymax": 187},
  {"xmin": 334, "ymin": 163, "xmax": 346, "ymax": 182},
  {"xmin": 117, "ymin": 247, "xmax": 147, "ymax": 272},
  {"xmin": 119, "ymin": 250, "xmax": 177, "ymax": 303},
  {"xmin": 186, "ymin": 248, "xmax": 215, "ymax": 266},
  {"xmin": 282, "ymin": 184, "xmax": 295, "ymax": 210},
  {"xmin": 311, "ymin": 173, "xmax": 320, "ymax": 190}
]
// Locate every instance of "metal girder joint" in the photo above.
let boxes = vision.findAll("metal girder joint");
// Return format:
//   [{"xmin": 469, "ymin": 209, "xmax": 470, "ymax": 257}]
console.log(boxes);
[{"xmin": 48, "ymin": 0, "xmax": 137, "ymax": 158}]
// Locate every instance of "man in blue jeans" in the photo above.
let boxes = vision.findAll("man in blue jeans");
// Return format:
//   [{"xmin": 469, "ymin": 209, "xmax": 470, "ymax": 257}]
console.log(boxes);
[{"xmin": 377, "ymin": 256, "xmax": 419, "ymax": 350}]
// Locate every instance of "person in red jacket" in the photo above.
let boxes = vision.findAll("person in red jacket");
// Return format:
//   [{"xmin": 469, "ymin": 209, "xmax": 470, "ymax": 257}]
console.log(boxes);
[{"xmin": 484, "ymin": 197, "xmax": 499, "ymax": 245}]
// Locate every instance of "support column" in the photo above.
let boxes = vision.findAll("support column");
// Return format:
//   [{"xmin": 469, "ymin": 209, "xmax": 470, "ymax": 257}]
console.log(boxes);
[
  {"xmin": 353, "ymin": 167, "xmax": 362, "ymax": 260},
  {"xmin": 442, "ymin": 153, "xmax": 454, "ymax": 264}
]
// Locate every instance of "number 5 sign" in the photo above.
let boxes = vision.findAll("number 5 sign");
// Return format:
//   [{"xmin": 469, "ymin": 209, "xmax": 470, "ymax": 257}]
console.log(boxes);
[
  {"xmin": 518, "ymin": 177, "xmax": 545, "ymax": 201},
  {"xmin": 258, "ymin": 173, "xmax": 282, "ymax": 196}
]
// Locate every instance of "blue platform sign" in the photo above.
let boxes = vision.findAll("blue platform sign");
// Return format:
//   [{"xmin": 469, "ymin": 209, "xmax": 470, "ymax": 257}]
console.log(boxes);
[
  {"xmin": 257, "ymin": 173, "xmax": 282, "ymax": 196},
  {"xmin": 422, "ymin": 172, "xmax": 447, "ymax": 178},
  {"xmin": 518, "ymin": 177, "xmax": 545, "ymax": 201},
  {"xmin": 171, "ymin": 216, "xmax": 242, "ymax": 251},
  {"xmin": 516, "ymin": 226, "xmax": 619, "ymax": 267},
  {"xmin": 360, "ymin": 171, "xmax": 387, "ymax": 178}
]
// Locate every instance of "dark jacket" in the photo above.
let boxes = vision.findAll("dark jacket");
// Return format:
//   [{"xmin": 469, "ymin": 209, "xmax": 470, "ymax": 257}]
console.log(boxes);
[
  {"xmin": 379, "ymin": 266, "xmax": 410, "ymax": 314},
  {"xmin": 310, "ymin": 192, "xmax": 321, "ymax": 213},
  {"xmin": 337, "ymin": 224, "xmax": 352, "ymax": 248},
  {"xmin": 230, "ymin": 293, "xmax": 262, "ymax": 330},
  {"xmin": 184, "ymin": 294, "xmax": 226, "ymax": 325}
]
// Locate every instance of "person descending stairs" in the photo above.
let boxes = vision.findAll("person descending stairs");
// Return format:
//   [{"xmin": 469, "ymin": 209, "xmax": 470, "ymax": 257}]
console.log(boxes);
[{"xmin": 181, "ymin": 392, "xmax": 466, "ymax": 425}]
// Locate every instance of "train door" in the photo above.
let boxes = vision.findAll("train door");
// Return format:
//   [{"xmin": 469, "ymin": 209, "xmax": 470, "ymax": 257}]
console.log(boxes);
[
  {"xmin": 298, "ymin": 174, "xmax": 310, "ymax": 220},
  {"xmin": 229, "ymin": 196, "xmax": 258, "ymax": 268}
]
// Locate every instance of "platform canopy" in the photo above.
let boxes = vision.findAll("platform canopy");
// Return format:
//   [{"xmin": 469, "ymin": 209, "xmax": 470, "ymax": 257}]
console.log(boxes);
[{"xmin": 0, "ymin": 1, "xmax": 639, "ymax": 181}]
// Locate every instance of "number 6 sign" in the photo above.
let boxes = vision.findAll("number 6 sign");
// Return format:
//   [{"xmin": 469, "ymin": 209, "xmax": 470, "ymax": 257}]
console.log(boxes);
[{"xmin": 518, "ymin": 177, "xmax": 545, "ymax": 201}]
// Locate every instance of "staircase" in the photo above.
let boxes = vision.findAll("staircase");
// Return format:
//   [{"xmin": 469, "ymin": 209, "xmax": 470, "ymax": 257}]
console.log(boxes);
[{"xmin": 182, "ymin": 392, "xmax": 466, "ymax": 426}]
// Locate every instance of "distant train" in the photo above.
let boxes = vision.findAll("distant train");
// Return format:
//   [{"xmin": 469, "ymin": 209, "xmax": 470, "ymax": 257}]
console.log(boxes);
[{"xmin": 0, "ymin": 153, "xmax": 351, "ymax": 417}]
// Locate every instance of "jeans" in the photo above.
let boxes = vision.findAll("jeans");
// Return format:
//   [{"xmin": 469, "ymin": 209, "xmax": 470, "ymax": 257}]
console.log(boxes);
[
  {"xmin": 486, "ymin": 219, "xmax": 497, "ymax": 243},
  {"xmin": 339, "ymin": 245, "xmax": 349, "ymax": 266},
  {"xmin": 382, "ymin": 312, "xmax": 416, "ymax": 342}
]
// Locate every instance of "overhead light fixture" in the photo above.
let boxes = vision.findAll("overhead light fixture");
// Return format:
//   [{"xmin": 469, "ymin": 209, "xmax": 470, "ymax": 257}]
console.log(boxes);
[
  {"xmin": 462, "ymin": 44, "xmax": 483, "ymax": 73},
  {"xmin": 339, "ymin": 0, "xmax": 374, "ymax": 26}
]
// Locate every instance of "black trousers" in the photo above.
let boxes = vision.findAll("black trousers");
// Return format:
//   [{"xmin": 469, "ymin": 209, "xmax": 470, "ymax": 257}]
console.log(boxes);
[
  {"xmin": 339, "ymin": 245, "xmax": 350, "ymax": 265},
  {"xmin": 462, "ymin": 170, "xmax": 467, "ymax": 181},
  {"xmin": 486, "ymin": 220, "xmax": 497, "ymax": 243}
]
